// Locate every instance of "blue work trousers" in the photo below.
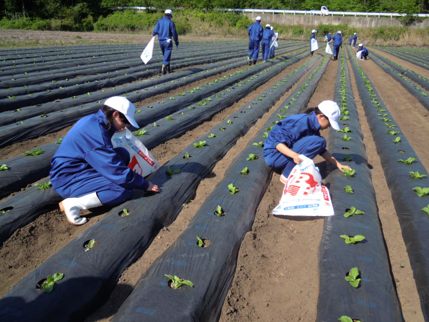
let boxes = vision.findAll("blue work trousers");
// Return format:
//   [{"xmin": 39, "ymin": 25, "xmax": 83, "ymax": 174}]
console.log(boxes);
[
  {"xmin": 55, "ymin": 148, "xmax": 132, "ymax": 206},
  {"xmin": 262, "ymin": 41, "xmax": 271, "ymax": 61},
  {"xmin": 333, "ymin": 44, "xmax": 341, "ymax": 59},
  {"xmin": 248, "ymin": 39, "xmax": 260, "ymax": 61},
  {"xmin": 160, "ymin": 40, "xmax": 173, "ymax": 65},
  {"xmin": 264, "ymin": 135, "xmax": 326, "ymax": 177}
]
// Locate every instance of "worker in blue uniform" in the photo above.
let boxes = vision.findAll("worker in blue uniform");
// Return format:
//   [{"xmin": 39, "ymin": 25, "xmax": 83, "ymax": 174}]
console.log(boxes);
[
  {"xmin": 153, "ymin": 9, "xmax": 179, "ymax": 74},
  {"xmin": 310, "ymin": 29, "xmax": 318, "ymax": 56},
  {"xmin": 331, "ymin": 31, "xmax": 343, "ymax": 60},
  {"xmin": 357, "ymin": 43, "xmax": 369, "ymax": 60},
  {"xmin": 263, "ymin": 100, "xmax": 351, "ymax": 184},
  {"xmin": 351, "ymin": 32, "xmax": 358, "ymax": 47},
  {"xmin": 50, "ymin": 96, "xmax": 160, "ymax": 225},
  {"xmin": 261, "ymin": 24, "xmax": 274, "ymax": 62},
  {"xmin": 248, "ymin": 16, "xmax": 263, "ymax": 65}
]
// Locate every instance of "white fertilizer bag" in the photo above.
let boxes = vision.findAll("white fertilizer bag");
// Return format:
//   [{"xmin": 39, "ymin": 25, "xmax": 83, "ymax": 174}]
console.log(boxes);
[
  {"xmin": 325, "ymin": 43, "xmax": 333, "ymax": 55},
  {"xmin": 112, "ymin": 128, "xmax": 160, "ymax": 177},
  {"xmin": 140, "ymin": 36, "xmax": 155, "ymax": 64},
  {"xmin": 272, "ymin": 155, "xmax": 334, "ymax": 217},
  {"xmin": 310, "ymin": 38, "xmax": 319, "ymax": 52}
]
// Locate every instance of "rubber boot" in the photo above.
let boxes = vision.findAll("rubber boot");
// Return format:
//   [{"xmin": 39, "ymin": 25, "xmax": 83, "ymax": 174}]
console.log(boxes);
[
  {"xmin": 59, "ymin": 192, "xmax": 102, "ymax": 226},
  {"xmin": 161, "ymin": 64, "xmax": 166, "ymax": 75},
  {"xmin": 166, "ymin": 64, "xmax": 171, "ymax": 73}
]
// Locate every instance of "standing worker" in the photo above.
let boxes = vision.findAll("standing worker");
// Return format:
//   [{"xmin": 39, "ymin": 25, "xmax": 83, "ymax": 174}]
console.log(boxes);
[
  {"xmin": 263, "ymin": 100, "xmax": 351, "ymax": 184},
  {"xmin": 261, "ymin": 24, "xmax": 274, "ymax": 62},
  {"xmin": 269, "ymin": 26, "xmax": 278, "ymax": 58},
  {"xmin": 331, "ymin": 31, "xmax": 343, "ymax": 60},
  {"xmin": 310, "ymin": 29, "xmax": 318, "ymax": 56},
  {"xmin": 152, "ymin": 9, "xmax": 179, "ymax": 75},
  {"xmin": 50, "ymin": 96, "xmax": 160, "ymax": 226},
  {"xmin": 351, "ymin": 32, "xmax": 358, "ymax": 47},
  {"xmin": 248, "ymin": 16, "xmax": 263, "ymax": 65}
]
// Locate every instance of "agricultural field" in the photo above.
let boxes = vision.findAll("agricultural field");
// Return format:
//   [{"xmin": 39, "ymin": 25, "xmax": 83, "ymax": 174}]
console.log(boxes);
[{"xmin": 0, "ymin": 33, "xmax": 428, "ymax": 322}]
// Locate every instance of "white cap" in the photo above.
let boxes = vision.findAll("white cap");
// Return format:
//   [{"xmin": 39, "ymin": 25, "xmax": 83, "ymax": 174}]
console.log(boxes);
[
  {"xmin": 165, "ymin": 9, "xmax": 172, "ymax": 15},
  {"xmin": 318, "ymin": 100, "xmax": 341, "ymax": 131},
  {"xmin": 358, "ymin": 43, "xmax": 363, "ymax": 47},
  {"xmin": 265, "ymin": 24, "xmax": 271, "ymax": 28},
  {"xmin": 312, "ymin": 29, "xmax": 316, "ymax": 33},
  {"xmin": 104, "ymin": 96, "xmax": 139, "ymax": 128},
  {"xmin": 337, "ymin": 30, "xmax": 342, "ymax": 34},
  {"xmin": 354, "ymin": 32, "xmax": 357, "ymax": 35},
  {"xmin": 256, "ymin": 16, "xmax": 261, "ymax": 21}
]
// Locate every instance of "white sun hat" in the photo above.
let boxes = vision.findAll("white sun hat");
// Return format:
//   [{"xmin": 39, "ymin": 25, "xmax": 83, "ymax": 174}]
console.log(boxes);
[
  {"xmin": 312, "ymin": 29, "xmax": 317, "ymax": 33},
  {"xmin": 104, "ymin": 96, "xmax": 139, "ymax": 128},
  {"xmin": 165, "ymin": 9, "xmax": 173, "ymax": 15},
  {"xmin": 266, "ymin": 24, "xmax": 271, "ymax": 28},
  {"xmin": 256, "ymin": 16, "xmax": 262, "ymax": 21},
  {"xmin": 318, "ymin": 100, "xmax": 341, "ymax": 131},
  {"xmin": 337, "ymin": 30, "xmax": 342, "ymax": 34},
  {"xmin": 358, "ymin": 43, "xmax": 363, "ymax": 47}
]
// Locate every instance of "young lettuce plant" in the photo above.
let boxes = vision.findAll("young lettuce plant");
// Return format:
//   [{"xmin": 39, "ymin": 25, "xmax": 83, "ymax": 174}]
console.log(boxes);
[
  {"xmin": 240, "ymin": 166, "xmax": 250, "ymax": 175},
  {"xmin": 183, "ymin": 152, "xmax": 191, "ymax": 159},
  {"xmin": 214, "ymin": 205, "xmax": 225, "ymax": 217},
  {"xmin": 166, "ymin": 167, "xmax": 181, "ymax": 177},
  {"xmin": 0, "ymin": 164, "xmax": 9, "ymax": 171},
  {"xmin": 393, "ymin": 136, "xmax": 401, "ymax": 144},
  {"xmin": 338, "ymin": 315, "xmax": 361, "ymax": 322},
  {"xmin": 398, "ymin": 157, "xmax": 416, "ymax": 165},
  {"xmin": 38, "ymin": 273, "xmax": 64, "ymax": 293},
  {"xmin": 345, "ymin": 267, "xmax": 361, "ymax": 288},
  {"xmin": 119, "ymin": 208, "xmax": 130, "ymax": 217},
  {"xmin": 193, "ymin": 140, "xmax": 207, "ymax": 148},
  {"xmin": 35, "ymin": 181, "xmax": 52, "ymax": 190},
  {"xmin": 25, "ymin": 148, "xmax": 44, "ymax": 156},
  {"xmin": 246, "ymin": 153, "xmax": 258, "ymax": 161},
  {"xmin": 422, "ymin": 205, "xmax": 429, "ymax": 216},
  {"xmin": 227, "ymin": 183, "xmax": 239, "ymax": 195},
  {"xmin": 84, "ymin": 239, "xmax": 96, "ymax": 252},
  {"xmin": 252, "ymin": 141, "xmax": 264, "ymax": 148},
  {"xmin": 413, "ymin": 187, "xmax": 429, "ymax": 197},
  {"xmin": 164, "ymin": 274, "xmax": 194, "ymax": 289},
  {"xmin": 340, "ymin": 234, "xmax": 366, "ymax": 245},
  {"xmin": 207, "ymin": 133, "xmax": 216, "ymax": 139},
  {"xmin": 409, "ymin": 171, "xmax": 427, "ymax": 180},
  {"xmin": 344, "ymin": 207, "xmax": 365, "ymax": 218},
  {"xmin": 343, "ymin": 168, "xmax": 356, "ymax": 177},
  {"xmin": 344, "ymin": 185, "xmax": 354, "ymax": 194}
]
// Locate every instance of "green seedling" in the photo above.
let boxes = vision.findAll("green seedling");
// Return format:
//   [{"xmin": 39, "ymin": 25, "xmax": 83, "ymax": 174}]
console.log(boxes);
[
  {"xmin": 393, "ymin": 136, "xmax": 401, "ymax": 144},
  {"xmin": 342, "ymin": 155, "xmax": 353, "ymax": 162},
  {"xmin": 39, "ymin": 273, "xmax": 64, "ymax": 293},
  {"xmin": 207, "ymin": 133, "xmax": 216, "ymax": 139},
  {"xmin": 25, "ymin": 148, "xmax": 44, "ymax": 156},
  {"xmin": 219, "ymin": 127, "xmax": 226, "ymax": 131},
  {"xmin": 183, "ymin": 152, "xmax": 191, "ymax": 159},
  {"xmin": 398, "ymin": 157, "xmax": 416, "ymax": 165},
  {"xmin": 135, "ymin": 129, "xmax": 147, "ymax": 136},
  {"xmin": 338, "ymin": 315, "xmax": 361, "ymax": 322},
  {"xmin": 165, "ymin": 115, "xmax": 174, "ymax": 121},
  {"xmin": 228, "ymin": 183, "xmax": 239, "ymax": 195},
  {"xmin": 344, "ymin": 185, "xmax": 354, "ymax": 194},
  {"xmin": 240, "ymin": 166, "xmax": 250, "ymax": 175},
  {"xmin": 263, "ymin": 131, "xmax": 269, "ymax": 139},
  {"xmin": 196, "ymin": 236, "xmax": 204, "ymax": 247},
  {"xmin": 413, "ymin": 187, "xmax": 429, "ymax": 197},
  {"xmin": 56, "ymin": 137, "xmax": 63, "ymax": 144},
  {"xmin": 409, "ymin": 171, "xmax": 427, "ymax": 180},
  {"xmin": 119, "ymin": 208, "xmax": 130, "ymax": 217},
  {"xmin": 164, "ymin": 274, "xmax": 194, "ymax": 289},
  {"xmin": 152, "ymin": 122, "xmax": 159, "ymax": 127},
  {"xmin": 344, "ymin": 207, "xmax": 365, "ymax": 218},
  {"xmin": 166, "ymin": 167, "xmax": 181, "ymax": 177},
  {"xmin": 345, "ymin": 267, "xmax": 361, "ymax": 288},
  {"xmin": 84, "ymin": 239, "xmax": 96, "ymax": 252},
  {"xmin": 0, "ymin": 164, "xmax": 9, "ymax": 171},
  {"xmin": 342, "ymin": 134, "xmax": 352, "ymax": 142},
  {"xmin": 214, "ymin": 205, "xmax": 225, "ymax": 217},
  {"xmin": 343, "ymin": 168, "xmax": 356, "ymax": 177},
  {"xmin": 35, "ymin": 181, "xmax": 52, "ymax": 190},
  {"xmin": 193, "ymin": 140, "xmax": 207, "ymax": 148},
  {"xmin": 226, "ymin": 119, "xmax": 233, "ymax": 125},
  {"xmin": 339, "ymin": 127, "xmax": 351, "ymax": 133},
  {"xmin": 252, "ymin": 141, "xmax": 264, "ymax": 148},
  {"xmin": 246, "ymin": 153, "xmax": 258, "ymax": 161},
  {"xmin": 388, "ymin": 130, "xmax": 399, "ymax": 136},
  {"xmin": 422, "ymin": 205, "xmax": 429, "ymax": 216},
  {"xmin": 340, "ymin": 115, "xmax": 350, "ymax": 121},
  {"xmin": 340, "ymin": 234, "xmax": 366, "ymax": 245}
]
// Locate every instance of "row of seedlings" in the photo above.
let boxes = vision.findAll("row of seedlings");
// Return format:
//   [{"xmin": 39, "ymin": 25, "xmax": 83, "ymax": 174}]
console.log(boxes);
[
  {"xmin": 0, "ymin": 49, "xmax": 308, "ymax": 200},
  {"xmin": 376, "ymin": 46, "xmax": 429, "ymax": 70},
  {"xmin": 0, "ymin": 53, "xmax": 312, "ymax": 244},
  {"xmin": 317, "ymin": 52, "xmax": 403, "ymax": 321},
  {"xmin": 0, "ymin": 56, "xmax": 326, "ymax": 322},
  {"xmin": 370, "ymin": 53, "xmax": 429, "ymax": 110},
  {"xmin": 111, "ymin": 56, "xmax": 330, "ymax": 322},
  {"xmin": 349, "ymin": 46, "xmax": 429, "ymax": 321},
  {"xmin": 0, "ymin": 46, "xmax": 306, "ymax": 146}
]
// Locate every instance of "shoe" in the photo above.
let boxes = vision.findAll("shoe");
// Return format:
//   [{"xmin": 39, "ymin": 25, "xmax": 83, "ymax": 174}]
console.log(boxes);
[
  {"xmin": 161, "ymin": 64, "xmax": 166, "ymax": 75},
  {"xmin": 253, "ymin": 60, "xmax": 256, "ymax": 65},
  {"xmin": 59, "ymin": 192, "xmax": 102, "ymax": 226}
]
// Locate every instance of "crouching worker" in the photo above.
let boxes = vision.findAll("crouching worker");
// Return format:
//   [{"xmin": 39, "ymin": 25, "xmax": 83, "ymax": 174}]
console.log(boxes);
[
  {"xmin": 357, "ymin": 43, "xmax": 369, "ymax": 60},
  {"xmin": 263, "ymin": 100, "xmax": 351, "ymax": 184},
  {"xmin": 50, "ymin": 96, "xmax": 160, "ymax": 225}
]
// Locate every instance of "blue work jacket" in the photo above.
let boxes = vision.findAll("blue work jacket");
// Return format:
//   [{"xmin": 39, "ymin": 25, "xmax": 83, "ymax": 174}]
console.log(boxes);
[
  {"xmin": 50, "ymin": 110, "xmax": 149, "ymax": 193},
  {"xmin": 248, "ymin": 22, "xmax": 263, "ymax": 41},
  {"xmin": 333, "ymin": 33, "xmax": 343, "ymax": 46},
  {"xmin": 262, "ymin": 28, "xmax": 274, "ymax": 42},
  {"xmin": 310, "ymin": 32, "xmax": 316, "ymax": 40},
  {"xmin": 263, "ymin": 112, "xmax": 326, "ymax": 157},
  {"xmin": 153, "ymin": 16, "xmax": 179, "ymax": 45}
]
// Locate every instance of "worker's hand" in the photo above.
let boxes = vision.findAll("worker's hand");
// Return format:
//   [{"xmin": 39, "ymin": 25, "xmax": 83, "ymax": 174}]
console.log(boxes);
[
  {"xmin": 292, "ymin": 154, "xmax": 302, "ymax": 165},
  {"xmin": 337, "ymin": 163, "xmax": 352, "ymax": 173},
  {"xmin": 147, "ymin": 182, "xmax": 160, "ymax": 193}
]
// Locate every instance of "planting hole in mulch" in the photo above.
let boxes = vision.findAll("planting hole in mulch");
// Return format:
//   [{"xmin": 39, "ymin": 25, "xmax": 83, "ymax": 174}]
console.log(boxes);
[{"xmin": 0, "ymin": 206, "xmax": 13, "ymax": 214}]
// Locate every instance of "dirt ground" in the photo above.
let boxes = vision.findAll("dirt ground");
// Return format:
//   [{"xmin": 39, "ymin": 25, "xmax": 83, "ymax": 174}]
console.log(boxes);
[{"xmin": 0, "ymin": 31, "xmax": 428, "ymax": 322}]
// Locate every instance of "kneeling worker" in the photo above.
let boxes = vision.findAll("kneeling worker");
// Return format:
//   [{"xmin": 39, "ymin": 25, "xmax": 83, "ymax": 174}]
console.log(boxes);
[
  {"xmin": 50, "ymin": 96, "xmax": 159, "ymax": 225},
  {"xmin": 357, "ymin": 43, "xmax": 369, "ymax": 60}
]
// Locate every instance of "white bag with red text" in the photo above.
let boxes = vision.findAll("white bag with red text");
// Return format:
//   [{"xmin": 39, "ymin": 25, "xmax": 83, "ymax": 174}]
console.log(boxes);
[
  {"xmin": 272, "ymin": 155, "xmax": 334, "ymax": 217},
  {"xmin": 111, "ymin": 128, "xmax": 160, "ymax": 177}
]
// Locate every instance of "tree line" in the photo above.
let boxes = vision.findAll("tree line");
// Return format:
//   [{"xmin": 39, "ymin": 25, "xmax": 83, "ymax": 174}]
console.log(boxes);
[{"xmin": 1, "ymin": 0, "xmax": 427, "ymax": 20}]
